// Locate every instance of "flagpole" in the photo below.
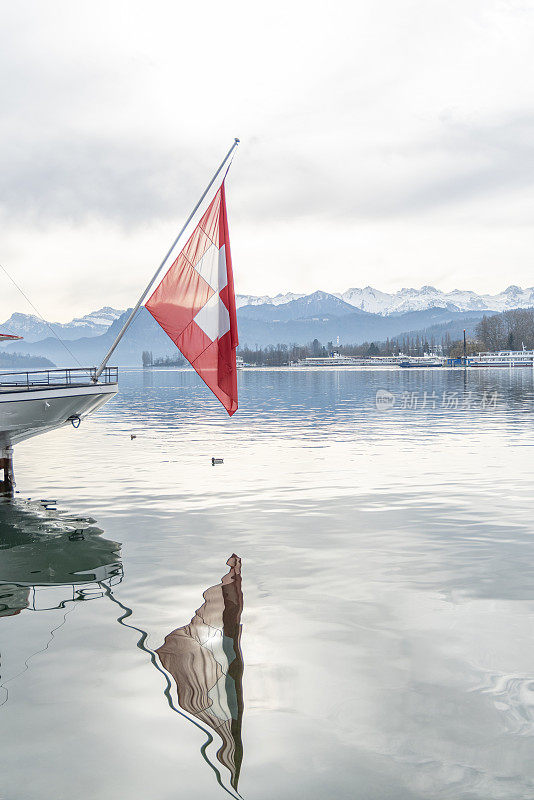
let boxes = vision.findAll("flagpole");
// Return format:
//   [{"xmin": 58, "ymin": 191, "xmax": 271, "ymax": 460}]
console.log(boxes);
[{"xmin": 93, "ymin": 138, "xmax": 240, "ymax": 382}]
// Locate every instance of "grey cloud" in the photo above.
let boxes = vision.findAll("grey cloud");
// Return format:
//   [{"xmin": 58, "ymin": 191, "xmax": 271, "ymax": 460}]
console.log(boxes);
[
  {"xmin": 380, "ymin": 113, "xmax": 534, "ymax": 213},
  {"xmin": 1, "ymin": 111, "xmax": 534, "ymax": 230},
  {"xmin": 1, "ymin": 1, "xmax": 533, "ymax": 230},
  {"xmin": 0, "ymin": 136, "xmax": 210, "ymax": 226}
]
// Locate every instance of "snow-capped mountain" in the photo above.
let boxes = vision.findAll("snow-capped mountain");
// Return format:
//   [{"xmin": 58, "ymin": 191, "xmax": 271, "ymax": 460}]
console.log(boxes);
[
  {"xmin": 336, "ymin": 286, "xmax": 393, "ymax": 314},
  {"xmin": 365, "ymin": 286, "xmax": 463, "ymax": 315},
  {"xmin": 342, "ymin": 285, "xmax": 534, "ymax": 314},
  {"xmin": 0, "ymin": 307, "xmax": 124, "ymax": 342},
  {"xmin": 71, "ymin": 307, "xmax": 124, "ymax": 328},
  {"xmin": 238, "ymin": 290, "xmax": 360, "ymax": 322},
  {"xmin": 237, "ymin": 286, "xmax": 534, "ymax": 316},
  {"xmin": 236, "ymin": 292, "xmax": 305, "ymax": 308}
]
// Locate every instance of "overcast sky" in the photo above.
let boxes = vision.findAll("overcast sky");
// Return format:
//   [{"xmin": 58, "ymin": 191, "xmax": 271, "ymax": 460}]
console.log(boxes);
[{"xmin": 1, "ymin": 0, "xmax": 533, "ymax": 321}]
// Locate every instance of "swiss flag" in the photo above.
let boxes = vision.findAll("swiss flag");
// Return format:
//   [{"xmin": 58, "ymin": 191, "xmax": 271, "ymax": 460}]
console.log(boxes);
[{"xmin": 145, "ymin": 181, "xmax": 238, "ymax": 416}]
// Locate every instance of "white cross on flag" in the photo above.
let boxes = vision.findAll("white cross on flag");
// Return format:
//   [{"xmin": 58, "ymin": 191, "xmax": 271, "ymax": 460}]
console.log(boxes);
[{"xmin": 145, "ymin": 181, "xmax": 238, "ymax": 415}]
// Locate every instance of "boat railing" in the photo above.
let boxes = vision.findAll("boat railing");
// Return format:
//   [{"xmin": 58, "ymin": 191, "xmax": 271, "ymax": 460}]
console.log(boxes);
[
  {"xmin": 476, "ymin": 350, "xmax": 534, "ymax": 358},
  {"xmin": 0, "ymin": 366, "xmax": 118, "ymax": 389}
]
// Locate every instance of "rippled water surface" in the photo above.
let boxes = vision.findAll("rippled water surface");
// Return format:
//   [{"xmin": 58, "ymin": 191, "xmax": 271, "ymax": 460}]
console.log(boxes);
[{"xmin": 2, "ymin": 367, "xmax": 534, "ymax": 800}]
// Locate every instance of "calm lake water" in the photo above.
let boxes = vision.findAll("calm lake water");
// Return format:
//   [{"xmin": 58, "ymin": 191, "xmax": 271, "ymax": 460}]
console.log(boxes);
[{"xmin": 1, "ymin": 367, "xmax": 534, "ymax": 800}]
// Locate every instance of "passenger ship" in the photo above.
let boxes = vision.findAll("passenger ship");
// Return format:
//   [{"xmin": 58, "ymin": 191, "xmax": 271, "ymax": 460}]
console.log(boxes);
[
  {"xmin": 446, "ymin": 350, "xmax": 534, "ymax": 368},
  {"xmin": 0, "ymin": 332, "xmax": 118, "ymax": 495},
  {"xmin": 469, "ymin": 349, "xmax": 534, "ymax": 367},
  {"xmin": 296, "ymin": 352, "xmax": 443, "ymax": 368},
  {"xmin": 296, "ymin": 353, "xmax": 364, "ymax": 366}
]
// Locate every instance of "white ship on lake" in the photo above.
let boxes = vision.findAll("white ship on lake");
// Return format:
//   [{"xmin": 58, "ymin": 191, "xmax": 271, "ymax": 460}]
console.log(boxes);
[
  {"xmin": 468, "ymin": 349, "xmax": 534, "ymax": 367},
  {"xmin": 296, "ymin": 352, "xmax": 443, "ymax": 368},
  {"xmin": 0, "ymin": 335, "xmax": 118, "ymax": 496},
  {"xmin": 446, "ymin": 349, "xmax": 534, "ymax": 367}
]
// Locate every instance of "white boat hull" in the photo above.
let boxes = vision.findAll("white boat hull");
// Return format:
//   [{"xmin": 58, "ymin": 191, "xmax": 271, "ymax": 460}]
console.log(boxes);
[{"xmin": 0, "ymin": 383, "xmax": 117, "ymax": 448}]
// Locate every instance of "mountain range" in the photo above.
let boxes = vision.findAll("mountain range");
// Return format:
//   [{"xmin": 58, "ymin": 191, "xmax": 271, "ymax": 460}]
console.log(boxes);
[
  {"xmin": 236, "ymin": 292, "xmax": 492, "ymax": 349},
  {"xmin": 0, "ymin": 307, "xmax": 124, "ymax": 342},
  {"xmin": 1, "ymin": 286, "xmax": 533, "ymax": 367},
  {"xmin": 237, "ymin": 285, "xmax": 534, "ymax": 315}
]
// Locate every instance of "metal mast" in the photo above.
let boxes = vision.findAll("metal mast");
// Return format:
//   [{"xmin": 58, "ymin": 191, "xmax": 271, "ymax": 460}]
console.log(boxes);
[{"xmin": 93, "ymin": 138, "xmax": 240, "ymax": 381}]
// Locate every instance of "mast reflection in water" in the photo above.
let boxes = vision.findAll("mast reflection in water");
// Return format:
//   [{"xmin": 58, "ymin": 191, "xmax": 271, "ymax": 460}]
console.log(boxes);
[
  {"xmin": 0, "ymin": 504, "xmax": 244, "ymax": 796},
  {"xmin": 156, "ymin": 554, "xmax": 244, "ymax": 792}
]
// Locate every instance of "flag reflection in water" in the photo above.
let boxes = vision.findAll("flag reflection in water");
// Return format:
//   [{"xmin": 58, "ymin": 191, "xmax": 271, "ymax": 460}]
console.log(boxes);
[{"xmin": 156, "ymin": 554, "xmax": 244, "ymax": 791}]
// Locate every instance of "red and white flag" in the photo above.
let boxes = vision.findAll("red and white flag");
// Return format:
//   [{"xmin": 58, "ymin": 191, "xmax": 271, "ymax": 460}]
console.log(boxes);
[{"xmin": 145, "ymin": 181, "xmax": 238, "ymax": 415}]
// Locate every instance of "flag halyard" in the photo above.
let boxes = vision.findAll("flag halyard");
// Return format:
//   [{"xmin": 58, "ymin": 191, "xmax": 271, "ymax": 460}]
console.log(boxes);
[{"xmin": 145, "ymin": 181, "xmax": 238, "ymax": 416}]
